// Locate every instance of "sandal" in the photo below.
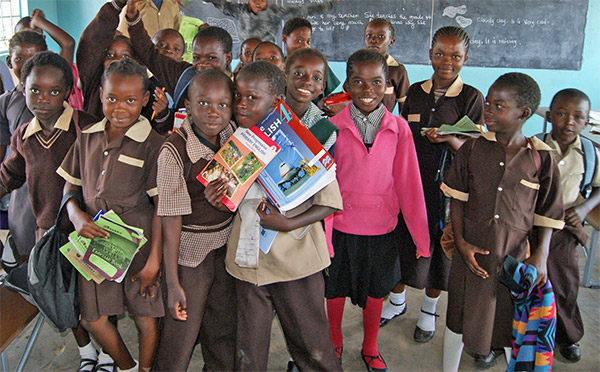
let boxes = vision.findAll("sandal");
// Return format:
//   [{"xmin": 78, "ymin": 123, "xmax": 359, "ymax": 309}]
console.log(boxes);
[
  {"xmin": 92, "ymin": 362, "xmax": 116, "ymax": 372},
  {"xmin": 361, "ymin": 350, "xmax": 388, "ymax": 372},
  {"xmin": 77, "ymin": 358, "xmax": 97, "ymax": 372},
  {"xmin": 335, "ymin": 346, "xmax": 343, "ymax": 364}
]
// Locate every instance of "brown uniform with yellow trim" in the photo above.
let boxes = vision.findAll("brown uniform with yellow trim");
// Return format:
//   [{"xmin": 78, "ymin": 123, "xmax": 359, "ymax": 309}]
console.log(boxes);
[
  {"xmin": 441, "ymin": 132, "xmax": 564, "ymax": 355},
  {"xmin": 57, "ymin": 117, "xmax": 165, "ymax": 321},
  {"xmin": 382, "ymin": 54, "xmax": 410, "ymax": 113},
  {"xmin": 398, "ymin": 76, "xmax": 484, "ymax": 290}
]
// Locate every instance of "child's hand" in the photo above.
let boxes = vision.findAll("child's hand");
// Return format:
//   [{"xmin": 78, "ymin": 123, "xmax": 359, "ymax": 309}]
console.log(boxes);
[
  {"xmin": 524, "ymin": 252, "xmax": 548, "ymax": 287},
  {"xmin": 29, "ymin": 9, "xmax": 46, "ymax": 29},
  {"xmin": 131, "ymin": 264, "xmax": 161, "ymax": 298},
  {"xmin": 318, "ymin": 95, "xmax": 346, "ymax": 117},
  {"xmin": 126, "ymin": 0, "xmax": 143, "ymax": 18},
  {"xmin": 455, "ymin": 240, "xmax": 489, "ymax": 279},
  {"xmin": 71, "ymin": 210, "xmax": 110, "ymax": 240},
  {"xmin": 152, "ymin": 87, "xmax": 169, "ymax": 118},
  {"xmin": 565, "ymin": 205, "xmax": 586, "ymax": 227},
  {"xmin": 425, "ymin": 128, "xmax": 451, "ymax": 144},
  {"xmin": 416, "ymin": 253, "xmax": 422, "ymax": 259},
  {"xmin": 167, "ymin": 284, "xmax": 188, "ymax": 321},
  {"xmin": 257, "ymin": 198, "xmax": 292, "ymax": 232},
  {"xmin": 204, "ymin": 178, "xmax": 230, "ymax": 212}
]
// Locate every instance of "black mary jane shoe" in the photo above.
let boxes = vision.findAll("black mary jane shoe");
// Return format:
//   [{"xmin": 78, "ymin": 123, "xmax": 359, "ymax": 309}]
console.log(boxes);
[
  {"xmin": 474, "ymin": 348, "xmax": 503, "ymax": 369},
  {"xmin": 413, "ymin": 309, "xmax": 439, "ymax": 342},
  {"xmin": 286, "ymin": 360, "xmax": 300, "ymax": 372},
  {"xmin": 361, "ymin": 350, "xmax": 388, "ymax": 372},
  {"xmin": 379, "ymin": 302, "xmax": 407, "ymax": 327},
  {"xmin": 560, "ymin": 343, "xmax": 581, "ymax": 363}
]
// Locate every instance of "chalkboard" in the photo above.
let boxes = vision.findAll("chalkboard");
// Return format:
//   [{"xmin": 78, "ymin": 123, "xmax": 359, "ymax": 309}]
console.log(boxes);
[{"xmin": 181, "ymin": 0, "xmax": 589, "ymax": 70}]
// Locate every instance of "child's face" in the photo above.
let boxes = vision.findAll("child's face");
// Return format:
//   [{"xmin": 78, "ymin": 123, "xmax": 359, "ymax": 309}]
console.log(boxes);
[
  {"xmin": 103, "ymin": 40, "xmax": 133, "ymax": 70},
  {"xmin": 154, "ymin": 32, "xmax": 185, "ymax": 62},
  {"xmin": 100, "ymin": 74, "xmax": 149, "ymax": 129},
  {"xmin": 429, "ymin": 35, "xmax": 468, "ymax": 85},
  {"xmin": 185, "ymin": 78, "xmax": 232, "ymax": 142},
  {"xmin": 8, "ymin": 44, "xmax": 44, "ymax": 80},
  {"xmin": 234, "ymin": 75, "xmax": 279, "ymax": 128},
  {"xmin": 240, "ymin": 39, "xmax": 259, "ymax": 66},
  {"xmin": 345, "ymin": 61, "xmax": 386, "ymax": 116},
  {"xmin": 25, "ymin": 65, "xmax": 70, "ymax": 126},
  {"xmin": 282, "ymin": 27, "xmax": 311, "ymax": 55},
  {"xmin": 547, "ymin": 95, "xmax": 590, "ymax": 146},
  {"xmin": 248, "ymin": 0, "xmax": 267, "ymax": 14},
  {"xmin": 484, "ymin": 84, "xmax": 528, "ymax": 136},
  {"xmin": 192, "ymin": 37, "xmax": 232, "ymax": 73},
  {"xmin": 285, "ymin": 55, "xmax": 325, "ymax": 105},
  {"xmin": 253, "ymin": 44, "xmax": 284, "ymax": 72},
  {"xmin": 364, "ymin": 22, "xmax": 394, "ymax": 56}
]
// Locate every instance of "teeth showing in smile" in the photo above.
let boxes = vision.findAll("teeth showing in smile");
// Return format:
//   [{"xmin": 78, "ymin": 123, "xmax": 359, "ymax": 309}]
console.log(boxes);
[
  {"xmin": 297, "ymin": 88, "xmax": 311, "ymax": 95},
  {"xmin": 360, "ymin": 98, "xmax": 375, "ymax": 104}
]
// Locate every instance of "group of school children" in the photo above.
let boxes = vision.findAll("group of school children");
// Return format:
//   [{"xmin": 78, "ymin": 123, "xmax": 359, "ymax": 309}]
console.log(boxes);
[{"xmin": 0, "ymin": 0, "xmax": 598, "ymax": 371}]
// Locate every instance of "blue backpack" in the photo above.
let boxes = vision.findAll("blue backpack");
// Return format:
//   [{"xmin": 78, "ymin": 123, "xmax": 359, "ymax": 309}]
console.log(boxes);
[
  {"xmin": 170, "ymin": 66, "xmax": 196, "ymax": 112},
  {"xmin": 534, "ymin": 132, "xmax": 597, "ymax": 197}
]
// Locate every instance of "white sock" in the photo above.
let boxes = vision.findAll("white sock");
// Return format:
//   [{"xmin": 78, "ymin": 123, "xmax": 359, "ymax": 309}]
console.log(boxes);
[
  {"xmin": 117, "ymin": 360, "xmax": 138, "ymax": 372},
  {"xmin": 381, "ymin": 290, "xmax": 406, "ymax": 319},
  {"xmin": 97, "ymin": 350, "xmax": 114, "ymax": 366},
  {"xmin": 442, "ymin": 326, "xmax": 464, "ymax": 372},
  {"xmin": 416, "ymin": 294, "xmax": 440, "ymax": 332},
  {"xmin": 78, "ymin": 342, "xmax": 98, "ymax": 360},
  {"xmin": 504, "ymin": 346, "xmax": 512, "ymax": 365}
]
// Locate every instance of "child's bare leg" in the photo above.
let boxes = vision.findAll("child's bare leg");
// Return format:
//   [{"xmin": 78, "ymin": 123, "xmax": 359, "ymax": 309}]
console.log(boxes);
[
  {"xmin": 133, "ymin": 316, "xmax": 159, "ymax": 371},
  {"xmin": 81, "ymin": 316, "xmax": 135, "ymax": 369},
  {"xmin": 72, "ymin": 324, "xmax": 91, "ymax": 346}
]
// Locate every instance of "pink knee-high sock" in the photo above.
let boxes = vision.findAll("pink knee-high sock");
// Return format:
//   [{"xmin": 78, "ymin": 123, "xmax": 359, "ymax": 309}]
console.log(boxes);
[
  {"xmin": 326, "ymin": 297, "xmax": 345, "ymax": 350},
  {"xmin": 362, "ymin": 297, "xmax": 384, "ymax": 360}
]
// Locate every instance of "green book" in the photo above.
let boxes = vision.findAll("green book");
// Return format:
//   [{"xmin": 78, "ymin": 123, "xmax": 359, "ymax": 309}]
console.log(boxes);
[{"xmin": 421, "ymin": 115, "xmax": 482, "ymax": 138}]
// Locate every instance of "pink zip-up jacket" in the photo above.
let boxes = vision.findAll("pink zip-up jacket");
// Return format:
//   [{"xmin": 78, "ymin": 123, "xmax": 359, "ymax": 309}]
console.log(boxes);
[{"xmin": 325, "ymin": 105, "xmax": 430, "ymax": 258}]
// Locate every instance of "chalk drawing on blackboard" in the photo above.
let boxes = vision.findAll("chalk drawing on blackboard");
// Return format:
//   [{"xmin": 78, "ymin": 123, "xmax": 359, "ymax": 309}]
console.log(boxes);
[
  {"xmin": 455, "ymin": 16, "xmax": 472, "ymax": 28},
  {"xmin": 442, "ymin": 5, "xmax": 467, "ymax": 18},
  {"xmin": 206, "ymin": 17, "xmax": 240, "ymax": 43}
]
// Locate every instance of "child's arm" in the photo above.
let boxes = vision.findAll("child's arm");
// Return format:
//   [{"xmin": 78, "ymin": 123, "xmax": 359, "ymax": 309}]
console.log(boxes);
[
  {"xmin": 131, "ymin": 195, "xmax": 162, "ymax": 298},
  {"xmin": 29, "ymin": 9, "xmax": 75, "ymax": 65},
  {"xmin": 566, "ymin": 187, "xmax": 600, "ymax": 226},
  {"xmin": 450, "ymin": 198, "xmax": 490, "ymax": 279},
  {"xmin": 161, "ymin": 215, "xmax": 187, "ymax": 320},
  {"xmin": 0, "ymin": 130, "xmax": 27, "ymax": 198},
  {"xmin": 63, "ymin": 182, "xmax": 110, "ymax": 239},
  {"xmin": 126, "ymin": 0, "xmax": 191, "ymax": 95},
  {"xmin": 257, "ymin": 198, "xmax": 335, "ymax": 232},
  {"xmin": 524, "ymin": 226, "xmax": 552, "ymax": 286}
]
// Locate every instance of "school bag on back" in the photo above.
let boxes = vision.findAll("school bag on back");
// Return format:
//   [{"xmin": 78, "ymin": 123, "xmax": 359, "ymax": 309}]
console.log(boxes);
[{"xmin": 27, "ymin": 191, "xmax": 81, "ymax": 332}]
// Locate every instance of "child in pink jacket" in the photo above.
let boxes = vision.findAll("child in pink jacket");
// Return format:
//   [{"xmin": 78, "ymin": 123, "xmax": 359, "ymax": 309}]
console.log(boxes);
[{"xmin": 325, "ymin": 49, "xmax": 429, "ymax": 371}]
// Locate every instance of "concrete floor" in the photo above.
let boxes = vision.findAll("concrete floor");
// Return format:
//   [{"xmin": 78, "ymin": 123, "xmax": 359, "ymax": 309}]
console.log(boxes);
[{"xmin": 2, "ymin": 246, "xmax": 600, "ymax": 372}]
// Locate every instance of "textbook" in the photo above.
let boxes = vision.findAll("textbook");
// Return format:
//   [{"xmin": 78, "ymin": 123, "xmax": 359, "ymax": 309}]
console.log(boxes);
[
  {"xmin": 197, "ymin": 125, "xmax": 281, "ymax": 211},
  {"xmin": 65, "ymin": 211, "xmax": 147, "ymax": 283},
  {"xmin": 256, "ymin": 101, "xmax": 337, "ymax": 254},
  {"xmin": 59, "ymin": 238, "xmax": 105, "ymax": 284},
  {"xmin": 420, "ymin": 115, "xmax": 482, "ymax": 138}
]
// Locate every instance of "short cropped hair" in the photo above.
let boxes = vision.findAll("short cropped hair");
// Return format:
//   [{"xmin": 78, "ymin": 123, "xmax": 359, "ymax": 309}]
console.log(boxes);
[
  {"xmin": 431, "ymin": 26, "xmax": 471, "ymax": 54},
  {"xmin": 346, "ymin": 49, "xmax": 388, "ymax": 80},
  {"xmin": 550, "ymin": 88, "xmax": 591, "ymax": 112},
  {"xmin": 189, "ymin": 69, "xmax": 234, "ymax": 97},
  {"xmin": 241, "ymin": 37, "xmax": 261, "ymax": 49},
  {"xmin": 282, "ymin": 17, "xmax": 312, "ymax": 36},
  {"xmin": 237, "ymin": 61, "xmax": 285, "ymax": 97},
  {"xmin": 101, "ymin": 58, "xmax": 150, "ymax": 93},
  {"xmin": 252, "ymin": 41, "xmax": 284, "ymax": 61},
  {"xmin": 284, "ymin": 48, "xmax": 328, "ymax": 82},
  {"xmin": 366, "ymin": 18, "xmax": 394, "ymax": 39},
  {"xmin": 21, "ymin": 51, "xmax": 74, "ymax": 94},
  {"xmin": 8, "ymin": 30, "xmax": 47, "ymax": 54},
  {"xmin": 193, "ymin": 26, "xmax": 233, "ymax": 54},
  {"xmin": 152, "ymin": 28, "xmax": 186, "ymax": 54},
  {"xmin": 494, "ymin": 72, "xmax": 541, "ymax": 117}
]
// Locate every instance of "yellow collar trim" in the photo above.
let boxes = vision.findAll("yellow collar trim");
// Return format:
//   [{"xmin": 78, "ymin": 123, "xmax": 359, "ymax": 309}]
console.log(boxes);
[
  {"xmin": 386, "ymin": 54, "xmax": 399, "ymax": 67},
  {"xmin": 23, "ymin": 102, "xmax": 73, "ymax": 140},
  {"xmin": 420, "ymin": 75, "xmax": 463, "ymax": 97},
  {"xmin": 82, "ymin": 116, "xmax": 152, "ymax": 143},
  {"xmin": 481, "ymin": 131, "xmax": 496, "ymax": 142}
]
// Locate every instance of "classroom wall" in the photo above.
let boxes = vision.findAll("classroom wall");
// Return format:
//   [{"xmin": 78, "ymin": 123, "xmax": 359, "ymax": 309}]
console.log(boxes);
[{"xmin": 21, "ymin": 0, "xmax": 600, "ymax": 136}]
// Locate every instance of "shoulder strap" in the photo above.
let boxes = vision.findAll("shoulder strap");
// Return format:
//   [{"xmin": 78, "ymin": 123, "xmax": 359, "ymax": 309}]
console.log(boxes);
[
  {"xmin": 534, "ymin": 132, "xmax": 547, "ymax": 142},
  {"xmin": 580, "ymin": 136, "xmax": 596, "ymax": 195},
  {"xmin": 527, "ymin": 137, "xmax": 542, "ymax": 176},
  {"xmin": 171, "ymin": 66, "xmax": 195, "ymax": 112}
]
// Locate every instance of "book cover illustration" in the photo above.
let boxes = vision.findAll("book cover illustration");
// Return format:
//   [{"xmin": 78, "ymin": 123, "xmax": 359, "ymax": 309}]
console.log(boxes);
[{"xmin": 197, "ymin": 124, "xmax": 281, "ymax": 211}]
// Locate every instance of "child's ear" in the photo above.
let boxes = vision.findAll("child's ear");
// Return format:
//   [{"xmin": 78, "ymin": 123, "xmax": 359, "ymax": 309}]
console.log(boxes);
[
  {"xmin": 99, "ymin": 86, "xmax": 104, "ymax": 103},
  {"xmin": 142, "ymin": 90, "xmax": 150, "ymax": 107},
  {"xmin": 225, "ymin": 51, "xmax": 232, "ymax": 67},
  {"xmin": 272, "ymin": 94, "xmax": 282, "ymax": 107},
  {"xmin": 342, "ymin": 80, "xmax": 349, "ymax": 92},
  {"xmin": 6, "ymin": 55, "xmax": 11, "ymax": 69},
  {"xmin": 463, "ymin": 54, "xmax": 469, "ymax": 64},
  {"xmin": 545, "ymin": 110, "xmax": 551, "ymax": 123},
  {"xmin": 282, "ymin": 34, "xmax": 288, "ymax": 47},
  {"xmin": 184, "ymin": 98, "xmax": 191, "ymax": 113},
  {"xmin": 428, "ymin": 48, "xmax": 433, "ymax": 62},
  {"xmin": 388, "ymin": 36, "xmax": 396, "ymax": 48},
  {"xmin": 520, "ymin": 107, "xmax": 532, "ymax": 120}
]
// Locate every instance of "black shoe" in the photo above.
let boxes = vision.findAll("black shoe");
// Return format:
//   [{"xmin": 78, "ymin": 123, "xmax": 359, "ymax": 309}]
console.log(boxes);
[
  {"xmin": 560, "ymin": 343, "xmax": 581, "ymax": 362},
  {"xmin": 379, "ymin": 302, "xmax": 407, "ymax": 327},
  {"xmin": 361, "ymin": 350, "xmax": 388, "ymax": 372},
  {"xmin": 413, "ymin": 309, "xmax": 439, "ymax": 342},
  {"xmin": 286, "ymin": 360, "xmax": 300, "ymax": 372},
  {"xmin": 474, "ymin": 349, "xmax": 503, "ymax": 369}
]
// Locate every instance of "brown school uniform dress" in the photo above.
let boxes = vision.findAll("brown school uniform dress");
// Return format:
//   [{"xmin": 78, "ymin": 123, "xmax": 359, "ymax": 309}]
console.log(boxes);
[
  {"xmin": 0, "ymin": 103, "xmax": 97, "ymax": 239},
  {"xmin": 440, "ymin": 132, "xmax": 564, "ymax": 355},
  {"xmin": 398, "ymin": 76, "xmax": 484, "ymax": 291},
  {"xmin": 544, "ymin": 134, "xmax": 600, "ymax": 346},
  {"xmin": 226, "ymin": 181, "xmax": 343, "ymax": 372},
  {"xmin": 0, "ymin": 88, "xmax": 36, "ymax": 255},
  {"xmin": 382, "ymin": 54, "xmax": 409, "ymax": 113},
  {"xmin": 57, "ymin": 117, "xmax": 165, "ymax": 321},
  {"xmin": 154, "ymin": 119, "xmax": 236, "ymax": 371}
]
